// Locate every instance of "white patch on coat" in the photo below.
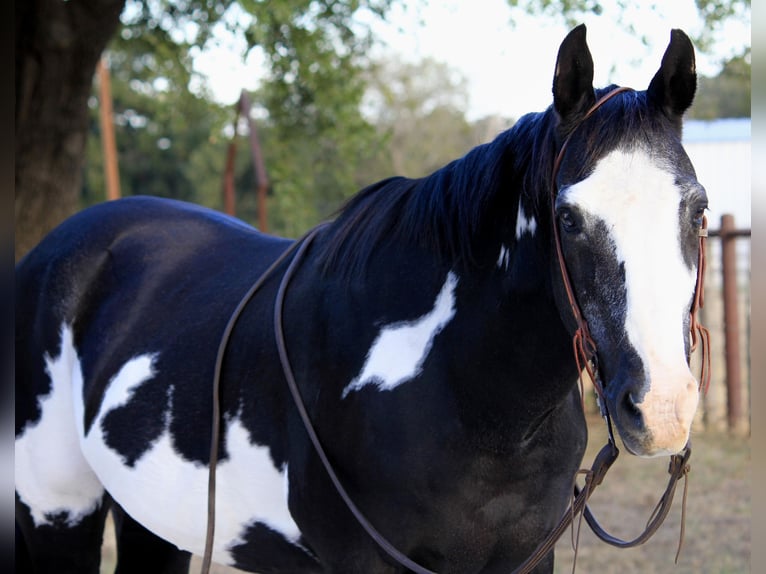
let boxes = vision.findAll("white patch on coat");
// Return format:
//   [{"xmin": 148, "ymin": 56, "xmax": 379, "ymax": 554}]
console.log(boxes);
[
  {"xmin": 342, "ymin": 272, "xmax": 459, "ymax": 398},
  {"xmin": 497, "ymin": 245, "xmax": 511, "ymax": 270},
  {"xmin": 562, "ymin": 149, "xmax": 699, "ymax": 454},
  {"xmin": 76, "ymin": 349, "xmax": 305, "ymax": 565},
  {"xmin": 15, "ymin": 324, "xmax": 105, "ymax": 527},
  {"xmin": 17, "ymin": 322, "xmax": 306, "ymax": 565},
  {"xmin": 515, "ymin": 203, "xmax": 537, "ymax": 239}
]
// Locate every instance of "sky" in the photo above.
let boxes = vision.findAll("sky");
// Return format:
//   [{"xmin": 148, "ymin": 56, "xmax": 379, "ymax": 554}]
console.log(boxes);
[{"xmin": 192, "ymin": 0, "xmax": 750, "ymax": 121}]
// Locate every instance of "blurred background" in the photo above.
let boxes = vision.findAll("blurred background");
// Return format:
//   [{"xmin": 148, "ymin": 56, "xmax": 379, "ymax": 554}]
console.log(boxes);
[
  {"xmin": 16, "ymin": 0, "xmax": 751, "ymax": 249},
  {"xmin": 15, "ymin": 0, "xmax": 751, "ymax": 572}
]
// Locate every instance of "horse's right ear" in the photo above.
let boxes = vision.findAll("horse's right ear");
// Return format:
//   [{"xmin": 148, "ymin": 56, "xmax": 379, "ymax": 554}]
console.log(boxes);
[
  {"xmin": 647, "ymin": 29, "xmax": 697, "ymax": 120},
  {"xmin": 552, "ymin": 24, "xmax": 596, "ymax": 126}
]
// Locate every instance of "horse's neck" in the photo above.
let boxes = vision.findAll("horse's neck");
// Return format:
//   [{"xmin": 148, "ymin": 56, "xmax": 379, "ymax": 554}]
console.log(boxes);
[
  {"xmin": 443, "ymin": 229, "xmax": 578, "ymax": 444},
  {"xmin": 443, "ymin": 114, "xmax": 579, "ymax": 446}
]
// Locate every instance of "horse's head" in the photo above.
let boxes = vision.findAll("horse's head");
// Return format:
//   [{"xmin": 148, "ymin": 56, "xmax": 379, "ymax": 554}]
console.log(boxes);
[{"xmin": 550, "ymin": 26, "xmax": 706, "ymax": 457}]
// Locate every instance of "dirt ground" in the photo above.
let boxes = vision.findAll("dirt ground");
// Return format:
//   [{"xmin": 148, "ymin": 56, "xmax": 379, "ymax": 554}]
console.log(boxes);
[
  {"xmin": 551, "ymin": 416, "xmax": 750, "ymax": 573},
  {"xmin": 101, "ymin": 416, "xmax": 750, "ymax": 573}
]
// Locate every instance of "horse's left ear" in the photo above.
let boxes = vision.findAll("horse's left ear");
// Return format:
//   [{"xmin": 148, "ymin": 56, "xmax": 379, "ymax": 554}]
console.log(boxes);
[{"xmin": 647, "ymin": 29, "xmax": 697, "ymax": 119}]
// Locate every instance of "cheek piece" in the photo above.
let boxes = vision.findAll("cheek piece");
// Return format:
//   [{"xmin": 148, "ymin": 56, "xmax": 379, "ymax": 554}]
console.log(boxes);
[{"xmin": 690, "ymin": 215, "xmax": 711, "ymax": 394}]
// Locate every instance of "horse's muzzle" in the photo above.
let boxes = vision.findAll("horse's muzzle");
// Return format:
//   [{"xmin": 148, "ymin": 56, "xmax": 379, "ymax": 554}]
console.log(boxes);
[{"xmin": 609, "ymin": 372, "xmax": 699, "ymax": 458}]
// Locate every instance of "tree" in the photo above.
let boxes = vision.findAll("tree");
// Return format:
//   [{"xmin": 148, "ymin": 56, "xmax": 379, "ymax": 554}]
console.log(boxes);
[
  {"xmin": 15, "ymin": 0, "xmax": 395, "ymax": 259},
  {"xmin": 83, "ymin": 32, "xmax": 231, "ymax": 210},
  {"xmin": 360, "ymin": 57, "xmax": 476, "ymax": 182},
  {"xmin": 16, "ymin": 0, "xmax": 126, "ymax": 261},
  {"xmin": 238, "ymin": 0, "xmax": 396, "ymax": 236},
  {"xmin": 15, "ymin": 0, "xmax": 750, "ymax": 259},
  {"xmin": 81, "ymin": 2, "xmax": 396, "ymax": 238},
  {"xmin": 688, "ymin": 50, "xmax": 751, "ymax": 119},
  {"xmin": 506, "ymin": 0, "xmax": 750, "ymax": 53}
]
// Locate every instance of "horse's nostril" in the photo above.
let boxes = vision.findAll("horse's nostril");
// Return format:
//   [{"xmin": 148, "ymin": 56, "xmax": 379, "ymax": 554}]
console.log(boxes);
[{"xmin": 622, "ymin": 391, "xmax": 642, "ymax": 421}]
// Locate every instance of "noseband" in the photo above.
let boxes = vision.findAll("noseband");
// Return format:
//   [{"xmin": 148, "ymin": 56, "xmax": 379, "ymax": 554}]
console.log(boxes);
[{"xmin": 199, "ymin": 87, "xmax": 711, "ymax": 574}]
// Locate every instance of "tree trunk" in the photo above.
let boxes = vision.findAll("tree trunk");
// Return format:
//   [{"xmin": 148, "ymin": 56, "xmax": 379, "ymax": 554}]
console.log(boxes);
[{"xmin": 15, "ymin": 0, "xmax": 125, "ymax": 261}]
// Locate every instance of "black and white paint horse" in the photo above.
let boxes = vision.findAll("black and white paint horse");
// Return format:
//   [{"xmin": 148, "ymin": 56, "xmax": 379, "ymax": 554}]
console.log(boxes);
[{"xmin": 16, "ymin": 25, "xmax": 707, "ymax": 574}]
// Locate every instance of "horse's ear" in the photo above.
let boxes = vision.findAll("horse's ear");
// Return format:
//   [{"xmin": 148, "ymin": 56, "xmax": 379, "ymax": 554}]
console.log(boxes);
[
  {"xmin": 647, "ymin": 29, "xmax": 697, "ymax": 119},
  {"xmin": 552, "ymin": 24, "xmax": 595, "ymax": 125}
]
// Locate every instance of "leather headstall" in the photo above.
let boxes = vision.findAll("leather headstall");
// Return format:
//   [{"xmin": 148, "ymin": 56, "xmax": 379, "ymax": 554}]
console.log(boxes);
[{"xmin": 546, "ymin": 85, "xmax": 711, "ymax": 569}]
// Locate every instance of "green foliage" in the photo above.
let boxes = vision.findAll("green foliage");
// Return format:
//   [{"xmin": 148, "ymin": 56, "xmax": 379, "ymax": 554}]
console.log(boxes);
[
  {"xmin": 83, "ymin": 0, "xmax": 235, "ymax": 209},
  {"xmin": 506, "ymin": 0, "xmax": 750, "ymax": 53},
  {"xmin": 361, "ymin": 57, "xmax": 476, "ymax": 181},
  {"xmin": 689, "ymin": 49, "xmax": 751, "ymax": 119},
  {"xmin": 83, "ymin": 39, "xmax": 230, "ymax": 210},
  {"xmin": 85, "ymin": 0, "xmax": 399, "ymax": 238},
  {"xmin": 251, "ymin": 105, "xmax": 383, "ymax": 237},
  {"xmin": 84, "ymin": 26, "xmax": 511, "ymax": 238},
  {"xmin": 238, "ymin": 0, "xmax": 396, "ymax": 236},
  {"xmin": 119, "ymin": 0, "xmax": 234, "ymax": 52},
  {"xmin": 694, "ymin": 0, "xmax": 750, "ymax": 34}
]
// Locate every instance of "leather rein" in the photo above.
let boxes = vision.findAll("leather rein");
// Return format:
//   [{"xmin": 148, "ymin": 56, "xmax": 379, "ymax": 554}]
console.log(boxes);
[{"xmin": 199, "ymin": 87, "xmax": 711, "ymax": 574}]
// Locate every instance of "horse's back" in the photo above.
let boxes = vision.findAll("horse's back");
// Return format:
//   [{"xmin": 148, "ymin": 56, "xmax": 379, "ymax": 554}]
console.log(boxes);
[
  {"xmin": 16, "ymin": 195, "xmax": 286, "ymax": 321},
  {"xmin": 16, "ymin": 196, "xmax": 290, "ymax": 429}
]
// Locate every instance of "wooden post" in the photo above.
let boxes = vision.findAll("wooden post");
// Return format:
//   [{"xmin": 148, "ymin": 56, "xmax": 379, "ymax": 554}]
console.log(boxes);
[
  {"xmin": 223, "ymin": 140, "xmax": 237, "ymax": 216},
  {"xmin": 221, "ymin": 91, "xmax": 270, "ymax": 229},
  {"xmin": 239, "ymin": 91, "xmax": 270, "ymax": 232},
  {"xmin": 720, "ymin": 214, "xmax": 742, "ymax": 432},
  {"xmin": 97, "ymin": 58, "xmax": 121, "ymax": 201}
]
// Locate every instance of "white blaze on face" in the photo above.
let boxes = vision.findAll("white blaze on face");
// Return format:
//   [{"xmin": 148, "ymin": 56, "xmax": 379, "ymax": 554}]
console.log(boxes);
[{"xmin": 562, "ymin": 149, "xmax": 699, "ymax": 455}]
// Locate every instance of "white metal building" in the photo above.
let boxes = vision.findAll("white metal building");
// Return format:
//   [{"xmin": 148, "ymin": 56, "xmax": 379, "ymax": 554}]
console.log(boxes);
[
  {"xmin": 683, "ymin": 118, "xmax": 750, "ymax": 432},
  {"xmin": 683, "ymin": 118, "xmax": 751, "ymax": 230}
]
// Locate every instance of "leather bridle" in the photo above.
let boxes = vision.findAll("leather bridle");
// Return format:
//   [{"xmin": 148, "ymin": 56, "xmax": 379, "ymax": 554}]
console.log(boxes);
[
  {"xmin": 549, "ymin": 87, "xmax": 634, "ymax": 429},
  {"xmin": 548, "ymin": 86, "xmax": 710, "ymax": 421},
  {"xmin": 546, "ymin": 86, "xmax": 711, "ymax": 568},
  {"xmin": 199, "ymin": 87, "xmax": 711, "ymax": 574}
]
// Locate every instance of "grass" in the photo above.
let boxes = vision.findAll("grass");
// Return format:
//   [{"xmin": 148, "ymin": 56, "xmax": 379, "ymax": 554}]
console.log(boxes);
[{"xmin": 101, "ymin": 417, "xmax": 750, "ymax": 573}]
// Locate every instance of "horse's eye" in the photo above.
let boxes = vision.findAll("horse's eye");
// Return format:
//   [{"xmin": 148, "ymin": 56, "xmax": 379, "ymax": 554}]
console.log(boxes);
[
  {"xmin": 557, "ymin": 207, "xmax": 580, "ymax": 233},
  {"xmin": 692, "ymin": 205, "xmax": 707, "ymax": 229}
]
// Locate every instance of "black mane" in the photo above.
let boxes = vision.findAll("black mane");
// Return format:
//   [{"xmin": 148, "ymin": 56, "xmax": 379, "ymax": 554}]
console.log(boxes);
[
  {"xmin": 316, "ymin": 86, "xmax": 680, "ymax": 278},
  {"xmin": 317, "ymin": 109, "xmax": 555, "ymax": 278}
]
